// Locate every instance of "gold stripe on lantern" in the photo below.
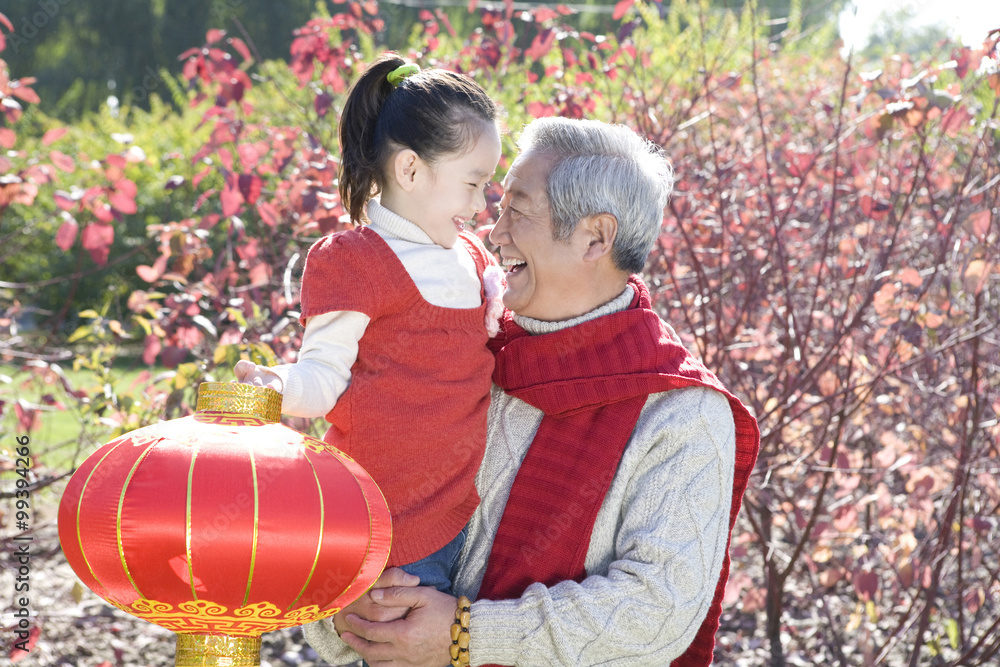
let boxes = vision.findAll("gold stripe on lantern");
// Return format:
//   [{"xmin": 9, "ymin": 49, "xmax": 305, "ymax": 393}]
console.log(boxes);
[
  {"xmin": 242, "ymin": 447, "xmax": 260, "ymax": 607},
  {"xmin": 117, "ymin": 443, "xmax": 157, "ymax": 599},
  {"xmin": 76, "ymin": 441, "xmax": 127, "ymax": 596},
  {"xmin": 287, "ymin": 449, "xmax": 326, "ymax": 610},
  {"xmin": 186, "ymin": 445, "xmax": 201, "ymax": 600}
]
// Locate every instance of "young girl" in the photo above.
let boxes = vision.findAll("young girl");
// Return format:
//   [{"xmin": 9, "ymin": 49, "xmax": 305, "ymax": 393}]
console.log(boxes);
[{"xmin": 235, "ymin": 53, "xmax": 504, "ymax": 593}]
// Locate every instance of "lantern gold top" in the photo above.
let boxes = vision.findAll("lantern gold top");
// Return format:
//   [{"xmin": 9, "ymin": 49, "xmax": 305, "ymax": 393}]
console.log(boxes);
[{"xmin": 196, "ymin": 382, "xmax": 282, "ymax": 423}]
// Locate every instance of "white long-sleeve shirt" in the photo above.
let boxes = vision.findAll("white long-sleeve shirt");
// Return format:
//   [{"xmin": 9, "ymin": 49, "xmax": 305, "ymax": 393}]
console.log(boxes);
[{"xmin": 265, "ymin": 200, "xmax": 483, "ymax": 417}]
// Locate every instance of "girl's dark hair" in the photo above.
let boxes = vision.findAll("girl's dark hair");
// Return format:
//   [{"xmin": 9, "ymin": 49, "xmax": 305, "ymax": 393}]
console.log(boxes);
[{"xmin": 338, "ymin": 52, "xmax": 499, "ymax": 224}]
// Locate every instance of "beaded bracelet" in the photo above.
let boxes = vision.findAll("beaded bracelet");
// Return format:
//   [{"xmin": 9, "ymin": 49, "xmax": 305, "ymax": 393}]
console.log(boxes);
[{"xmin": 450, "ymin": 595, "xmax": 471, "ymax": 667}]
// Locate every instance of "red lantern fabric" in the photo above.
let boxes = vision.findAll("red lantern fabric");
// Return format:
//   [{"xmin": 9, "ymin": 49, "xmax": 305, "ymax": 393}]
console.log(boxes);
[{"xmin": 58, "ymin": 384, "xmax": 391, "ymax": 638}]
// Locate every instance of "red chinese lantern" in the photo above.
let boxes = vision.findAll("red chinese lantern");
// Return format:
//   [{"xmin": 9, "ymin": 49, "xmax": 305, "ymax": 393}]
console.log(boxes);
[{"xmin": 58, "ymin": 383, "xmax": 391, "ymax": 666}]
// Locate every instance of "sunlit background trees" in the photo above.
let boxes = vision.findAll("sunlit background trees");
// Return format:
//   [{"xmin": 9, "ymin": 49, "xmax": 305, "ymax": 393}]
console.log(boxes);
[{"xmin": 2, "ymin": 1, "xmax": 999, "ymax": 665}]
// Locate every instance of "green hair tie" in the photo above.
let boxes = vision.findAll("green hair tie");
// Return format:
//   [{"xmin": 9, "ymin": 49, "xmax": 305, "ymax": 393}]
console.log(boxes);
[{"xmin": 387, "ymin": 63, "xmax": 420, "ymax": 87}]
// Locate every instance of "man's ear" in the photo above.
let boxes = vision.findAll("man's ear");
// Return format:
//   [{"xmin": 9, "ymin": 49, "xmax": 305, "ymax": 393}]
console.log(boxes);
[
  {"xmin": 581, "ymin": 213, "xmax": 618, "ymax": 262},
  {"xmin": 391, "ymin": 149, "xmax": 421, "ymax": 192}
]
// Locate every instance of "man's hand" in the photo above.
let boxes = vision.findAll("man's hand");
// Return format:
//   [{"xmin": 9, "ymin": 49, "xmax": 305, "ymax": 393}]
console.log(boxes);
[
  {"xmin": 234, "ymin": 359, "xmax": 283, "ymax": 391},
  {"xmin": 332, "ymin": 568, "xmax": 420, "ymax": 636},
  {"xmin": 339, "ymin": 584, "xmax": 457, "ymax": 667}
]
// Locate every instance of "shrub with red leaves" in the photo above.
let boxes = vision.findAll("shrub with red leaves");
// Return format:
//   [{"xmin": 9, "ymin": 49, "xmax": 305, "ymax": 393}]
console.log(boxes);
[{"xmin": 1, "ymin": 3, "xmax": 998, "ymax": 665}]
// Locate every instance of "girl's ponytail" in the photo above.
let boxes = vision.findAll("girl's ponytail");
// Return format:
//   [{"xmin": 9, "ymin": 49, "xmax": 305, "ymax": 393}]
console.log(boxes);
[
  {"xmin": 338, "ymin": 53, "xmax": 407, "ymax": 224},
  {"xmin": 338, "ymin": 52, "xmax": 498, "ymax": 225}
]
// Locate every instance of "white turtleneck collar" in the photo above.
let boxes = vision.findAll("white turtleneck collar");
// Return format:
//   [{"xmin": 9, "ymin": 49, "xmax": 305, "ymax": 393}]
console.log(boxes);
[
  {"xmin": 366, "ymin": 199, "xmax": 435, "ymax": 245},
  {"xmin": 513, "ymin": 285, "xmax": 635, "ymax": 335}
]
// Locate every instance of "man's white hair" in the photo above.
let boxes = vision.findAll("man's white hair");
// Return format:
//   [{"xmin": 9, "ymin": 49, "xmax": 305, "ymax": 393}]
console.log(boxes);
[{"xmin": 517, "ymin": 117, "xmax": 674, "ymax": 273}]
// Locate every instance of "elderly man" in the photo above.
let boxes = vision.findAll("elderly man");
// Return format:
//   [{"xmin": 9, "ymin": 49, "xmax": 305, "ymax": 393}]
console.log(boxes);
[{"xmin": 303, "ymin": 117, "xmax": 759, "ymax": 666}]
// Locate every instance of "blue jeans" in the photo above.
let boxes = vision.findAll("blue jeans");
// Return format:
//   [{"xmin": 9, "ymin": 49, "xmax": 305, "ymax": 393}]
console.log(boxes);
[{"xmin": 398, "ymin": 526, "xmax": 468, "ymax": 595}]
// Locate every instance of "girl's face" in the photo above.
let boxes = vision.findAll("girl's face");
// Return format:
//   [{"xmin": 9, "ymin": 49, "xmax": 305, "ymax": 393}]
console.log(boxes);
[{"xmin": 402, "ymin": 123, "xmax": 502, "ymax": 248}]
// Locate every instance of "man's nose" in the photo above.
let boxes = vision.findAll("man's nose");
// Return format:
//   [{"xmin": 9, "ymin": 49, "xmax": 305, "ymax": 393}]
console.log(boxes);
[{"xmin": 489, "ymin": 209, "xmax": 509, "ymax": 245}]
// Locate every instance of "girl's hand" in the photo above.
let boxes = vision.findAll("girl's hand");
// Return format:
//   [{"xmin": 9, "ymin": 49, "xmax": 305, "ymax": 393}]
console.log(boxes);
[{"xmin": 234, "ymin": 360, "xmax": 283, "ymax": 392}]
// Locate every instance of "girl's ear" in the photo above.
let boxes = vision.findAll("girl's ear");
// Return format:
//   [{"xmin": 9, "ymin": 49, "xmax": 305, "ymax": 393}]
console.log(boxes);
[{"xmin": 392, "ymin": 149, "xmax": 421, "ymax": 192}]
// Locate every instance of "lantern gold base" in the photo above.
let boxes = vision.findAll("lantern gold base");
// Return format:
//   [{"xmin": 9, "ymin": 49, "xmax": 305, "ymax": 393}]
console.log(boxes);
[{"xmin": 175, "ymin": 633, "xmax": 261, "ymax": 666}]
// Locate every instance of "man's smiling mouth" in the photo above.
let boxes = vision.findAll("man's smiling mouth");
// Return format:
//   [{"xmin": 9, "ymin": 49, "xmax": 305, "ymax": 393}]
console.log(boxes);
[{"xmin": 502, "ymin": 257, "xmax": 527, "ymax": 274}]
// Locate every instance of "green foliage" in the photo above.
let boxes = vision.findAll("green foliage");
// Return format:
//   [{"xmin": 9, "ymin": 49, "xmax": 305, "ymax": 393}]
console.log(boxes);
[
  {"xmin": 1, "ymin": 0, "xmax": 317, "ymax": 119},
  {"xmin": 1, "ymin": 79, "xmax": 211, "ymax": 333},
  {"xmin": 0, "ymin": 0, "xmax": 843, "ymax": 121}
]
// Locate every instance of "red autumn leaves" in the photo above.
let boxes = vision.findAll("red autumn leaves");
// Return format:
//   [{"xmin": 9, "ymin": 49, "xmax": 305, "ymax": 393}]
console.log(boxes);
[{"xmin": 53, "ymin": 154, "xmax": 138, "ymax": 266}]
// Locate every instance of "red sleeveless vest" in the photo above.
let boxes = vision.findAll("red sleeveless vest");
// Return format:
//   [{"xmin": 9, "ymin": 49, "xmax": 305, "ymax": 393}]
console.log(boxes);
[{"xmin": 299, "ymin": 227, "xmax": 496, "ymax": 567}]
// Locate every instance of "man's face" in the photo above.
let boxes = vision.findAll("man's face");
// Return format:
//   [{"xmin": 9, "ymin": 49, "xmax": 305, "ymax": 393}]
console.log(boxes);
[{"xmin": 490, "ymin": 150, "xmax": 589, "ymax": 321}]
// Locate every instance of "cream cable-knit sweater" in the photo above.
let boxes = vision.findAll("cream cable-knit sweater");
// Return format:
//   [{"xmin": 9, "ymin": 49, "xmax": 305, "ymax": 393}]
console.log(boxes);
[
  {"xmin": 266, "ymin": 200, "xmax": 483, "ymax": 417},
  {"xmin": 303, "ymin": 287, "xmax": 737, "ymax": 666}
]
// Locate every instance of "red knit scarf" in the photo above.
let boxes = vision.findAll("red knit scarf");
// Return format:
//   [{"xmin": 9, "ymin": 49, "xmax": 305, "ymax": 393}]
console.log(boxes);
[{"xmin": 479, "ymin": 276, "xmax": 760, "ymax": 666}]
